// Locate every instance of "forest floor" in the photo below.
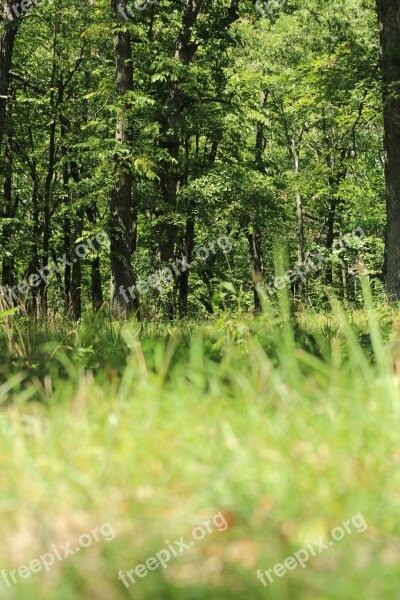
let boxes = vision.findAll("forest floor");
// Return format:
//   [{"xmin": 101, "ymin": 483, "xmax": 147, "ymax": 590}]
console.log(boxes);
[{"xmin": 0, "ymin": 301, "xmax": 399, "ymax": 599}]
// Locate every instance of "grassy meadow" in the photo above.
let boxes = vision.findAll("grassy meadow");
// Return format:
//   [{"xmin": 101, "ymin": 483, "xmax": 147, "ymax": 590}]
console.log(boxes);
[{"xmin": 1, "ymin": 296, "xmax": 400, "ymax": 599}]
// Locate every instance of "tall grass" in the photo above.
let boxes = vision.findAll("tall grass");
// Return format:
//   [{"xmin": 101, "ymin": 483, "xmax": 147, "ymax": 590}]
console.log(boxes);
[{"xmin": 0, "ymin": 295, "xmax": 399, "ymax": 599}]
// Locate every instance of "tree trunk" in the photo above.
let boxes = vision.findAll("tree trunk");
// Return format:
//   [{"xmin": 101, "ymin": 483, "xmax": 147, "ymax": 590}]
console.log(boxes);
[
  {"xmin": 1, "ymin": 117, "xmax": 16, "ymax": 291},
  {"xmin": 71, "ymin": 210, "xmax": 83, "ymax": 320},
  {"xmin": 39, "ymin": 106, "xmax": 56, "ymax": 314},
  {"xmin": 376, "ymin": 0, "xmax": 400, "ymax": 299},
  {"xmin": 294, "ymin": 149, "xmax": 304, "ymax": 264},
  {"xmin": 27, "ymin": 127, "xmax": 40, "ymax": 315},
  {"xmin": 0, "ymin": 2, "xmax": 19, "ymax": 147},
  {"xmin": 247, "ymin": 229, "xmax": 263, "ymax": 314},
  {"xmin": 59, "ymin": 104, "xmax": 72, "ymax": 314},
  {"xmin": 87, "ymin": 202, "xmax": 103, "ymax": 312},
  {"xmin": 251, "ymin": 90, "xmax": 267, "ymax": 313},
  {"xmin": 178, "ymin": 136, "xmax": 194, "ymax": 317},
  {"xmin": 157, "ymin": 1, "xmax": 204, "ymax": 319},
  {"xmin": 109, "ymin": 0, "xmax": 138, "ymax": 318},
  {"xmin": 178, "ymin": 216, "xmax": 194, "ymax": 317},
  {"xmin": 293, "ymin": 143, "xmax": 305, "ymax": 296},
  {"xmin": 64, "ymin": 215, "xmax": 72, "ymax": 311},
  {"xmin": 38, "ymin": 20, "xmax": 60, "ymax": 315},
  {"xmin": 70, "ymin": 161, "xmax": 82, "ymax": 321}
]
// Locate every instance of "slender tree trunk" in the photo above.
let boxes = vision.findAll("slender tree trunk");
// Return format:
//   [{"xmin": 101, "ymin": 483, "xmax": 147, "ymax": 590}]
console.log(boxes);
[
  {"xmin": 91, "ymin": 254, "xmax": 103, "ymax": 311},
  {"xmin": 39, "ymin": 109, "xmax": 56, "ymax": 314},
  {"xmin": 0, "ymin": 2, "xmax": 19, "ymax": 147},
  {"xmin": 251, "ymin": 90, "xmax": 267, "ymax": 313},
  {"xmin": 0, "ymin": 10, "xmax": 17, "ymax": 307},
  {"xmin": 109, "ymin": 0, "xmax": 138, "ymax": 317},
  {"xmin": 59, "ymin": 104, "xmax": 73, "ymax": 314},
  {"xmin": 292, "ymin": 141, "xmax": 305, "ymax": 297},
  {"xmin": 208, "ymin": 140, "xmax": 219, "ymax": 165},
  {"xmin": 293, "ymin": 149, "xmax": 304, "ymax": 265},
  {"xmin": 38, "ymin": 21, "xmax": 59, "ymax": 315},
  {"xmin": 376, "ymin": 0, "xmax": 400, "ymax": 299},
  {"xmin": 28, "ymin": 131, "xmax": 40, "ymax": 315},
  {"xmin": 87, "ymin": 202, "xmax": 103, "ymax": 311},
  {"xmin": 71, "ymin": 251, "xmax": 81, "ymax": 320},
  {"xmin": 64, "ymin": 215, "xmax": 72, "ymax": 311},
  {"xmin": 325, "ymin": 196, "xmax": 336, "ymax": 285},
  {"xmin": 71, "ymin": 208, "xmax": 83, "ymax": 320},
  {"xmin": 178, "ymin": 136, "xmax": 194, "ymax": 317},
  {"xmin": 247, "ymin": 229, "xmax": 263, "ymax": 314},
  {"xmin": 70, "ymin": 160, "xmax": 82, "ymax": 320},
  {"xmin": 179, "ymin": 216, "xmax": 194, "ymax": 317},
  {"xmin": 157, "ymin": 0, "xmax": 203, "ymax": 319},
  {"xmin": 1, "ymin": 117, "xmax": 16, "ymax": 290},
  {"xmin": 341, "ymin": 264, "xmax": 348, "ymax": 302}
]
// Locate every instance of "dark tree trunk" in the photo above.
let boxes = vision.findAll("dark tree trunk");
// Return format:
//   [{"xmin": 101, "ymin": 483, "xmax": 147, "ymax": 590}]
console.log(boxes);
[
  {"xmin": 294, "ymin": 151, "xmax": 305, "ymax": 296},
  {"xmin": 251, "ymin": 90, "xmax": 267, "ymax": 313},
  {"xmin": 1, "ymin": 118, "xmax": 16, "ymax": 291},
  {"xmin": 0, "ymin": 2, "xmax": 19, "ymax": 147},
  {"xmin": 179, "ymin": 216, "xmax": 194, "ymax": 317},
  {"xmin": 91, "ymin": 254, "xmax": 103, "ymax": 312},
  {"xmin": 71, "ymin": 211, "xmax": 83, "ymax": 321},
  {"xmin": 39, "ymin": 110, "xmax": 56, "ymax": 314},
  {"xmin": 87, "ymin": 202, "xmax": 103, "ymax": 311},
  {"xmin": 208, "ymin": 140, "xmax": 219, "ymax": 165},
  {"xmin": 109, "ymin": 0, "xmax": 138, "ymax": 318},
  {"xmin": 70, "ymin": 161, "xmax": 82, "ymax": 321},
  {"xmin": 157, "ymin": 2, "xmax": 204, "ymax": 319},
  {"xmin": 376, "ymin": 0, "xmax": 400, "ymax": 299},
  {"xmin": 178, "ymin": 136, "xmax": 194, "ymax": 317},
  {"xmin": 38, "ymin": 21, "xmax": 60, "ymax": 315},
  {"xmin": 294, "ymin": 149, "xmax": 304, "ymax": 265},
  {"xmin": 71, "ymin": 255, "xmax": 81, "ymax": 320},
  {"xmin": 27, "ymin": 128, "xmax": 40, "ymax": 315},
  {"xmin": 247, "ymin": 229, "xmax": 262, "ymax": 314},
  {"xmin": 64, "ymin": 215, "xmax": 72, "ymax": 311},
  {"xmin": 325, "ymin": 195, "xmax": 337, "ymax": 285},
  {"xmin": 61, "ymin": 155, "xmax": 83, "ymax": 320},
  {"xmin": 59, "ymin": 105, "xmax": 72, "ymax": 314}
]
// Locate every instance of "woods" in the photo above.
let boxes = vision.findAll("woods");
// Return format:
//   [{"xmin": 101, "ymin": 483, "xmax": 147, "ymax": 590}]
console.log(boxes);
[{"xmin": 0, "ymin": 0, "xmax": 396, "ymax": 318}]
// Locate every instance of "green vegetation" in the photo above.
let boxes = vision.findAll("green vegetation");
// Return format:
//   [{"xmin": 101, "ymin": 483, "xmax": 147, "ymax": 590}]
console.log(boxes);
[{"xmin": 1, "ymin": 296, "xmax": 400, "ymax": 599}]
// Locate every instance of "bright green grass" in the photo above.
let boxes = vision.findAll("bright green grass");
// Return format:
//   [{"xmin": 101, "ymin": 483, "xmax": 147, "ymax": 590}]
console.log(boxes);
[{"xmin": 0, "ymin": 302, "xmax": 400, "ymax": 599}]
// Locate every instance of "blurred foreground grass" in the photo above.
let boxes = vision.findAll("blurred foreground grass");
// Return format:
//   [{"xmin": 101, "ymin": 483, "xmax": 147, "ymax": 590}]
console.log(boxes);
[{"xmin": 0, "ymin": 302, "xmax": 400, "ymax": 599}]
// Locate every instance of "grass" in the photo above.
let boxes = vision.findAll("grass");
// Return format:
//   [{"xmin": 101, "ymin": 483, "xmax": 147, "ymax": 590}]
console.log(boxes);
[{"xmin": 0, "ymin": 298, "xmax": 400, "ymax": 599}]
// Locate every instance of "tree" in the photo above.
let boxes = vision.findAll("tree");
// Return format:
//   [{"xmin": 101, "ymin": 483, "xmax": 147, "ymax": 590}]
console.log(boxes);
[
  {"xmin": 376, "ymin": 0, "xmax": 400, "ymax": 300},
  {"xmin": 109, "ymin": 0, "xmax": 138, "ymax": 317},
  {"xmin": 0, "ymin": 1, "xmax": 20, "ymax": 146}
]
